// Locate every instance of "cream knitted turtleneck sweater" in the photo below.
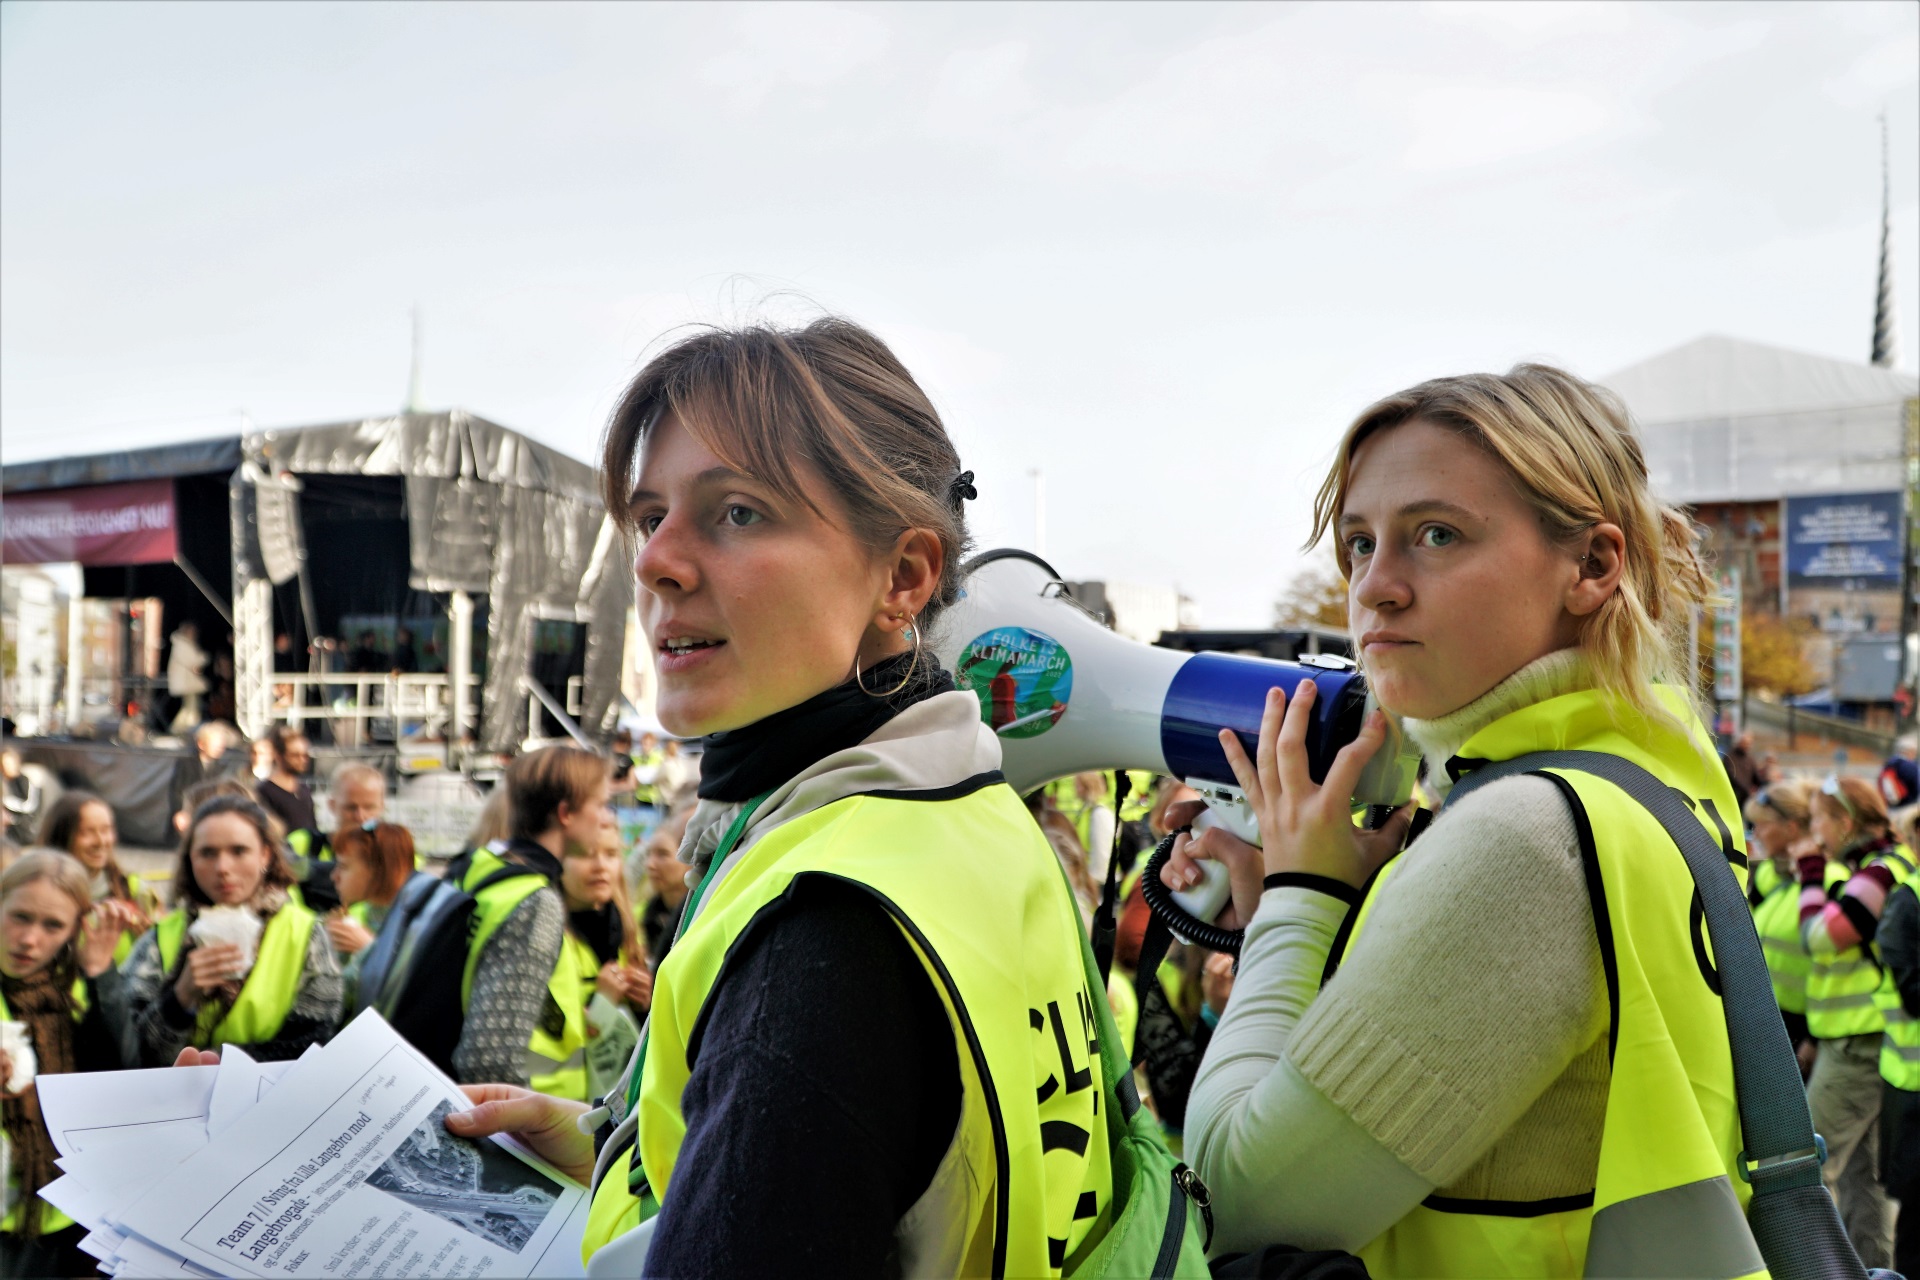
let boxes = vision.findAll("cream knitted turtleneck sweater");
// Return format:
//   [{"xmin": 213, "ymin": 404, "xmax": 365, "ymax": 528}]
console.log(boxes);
[{"xmin": 1187, "ymin": 650, "xmax": 1613, "ymax": 1252}]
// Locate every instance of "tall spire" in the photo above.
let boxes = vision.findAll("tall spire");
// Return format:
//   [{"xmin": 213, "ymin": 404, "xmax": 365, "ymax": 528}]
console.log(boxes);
[
  {"xmin": 1872, "ymin": 113, "xmax": 1899, "ymax": 369},
  {"xmin": 404, "ymin": 305, "xmax": 425, "ymax": 413}
]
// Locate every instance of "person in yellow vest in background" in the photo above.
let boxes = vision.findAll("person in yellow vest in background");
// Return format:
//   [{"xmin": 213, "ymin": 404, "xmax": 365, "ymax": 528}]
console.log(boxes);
[
  {"xmin": 1796, "ymin": 773, "xmax": 1910, "ymax": 1268},
  {"xmin": 0, "ymin": 851, "xmax": 138, "ymax": 1278},
  {"xmin": 1874, "ymin": 811, "xmax": 1920, "ymax": 1276},
  {"xmin": 446, "ymin": 319, "xmax": 1146, "ymax": 1278},
  {"xmin": 122, "ymin": 795, "xmax": 342, "ymax": 1064},
  {"xmin": 537, "ymin": 808, "xmax": 652, "ymax": 1101},
  {"xmin": 1744, "ymin": 779, "xmax": 1824, "ymax": 1057},
  {"xmin": 1162, "ymin": 364, "xmax": 1768, "ymax": 1277},
  {"xmin": 1048, "ymin": 770, "xmax": 1157, "ymax": 879},
  {"xmin": 39, "ymin": 789, "xmax": 155, "ymax": 966},
  {"xmin": 447, "ymin": 744, "xmax": 609, "ymax": 1088},
  {"xmin": 633, "ymin": 731, "xmax": 666, "ymax": 809}
]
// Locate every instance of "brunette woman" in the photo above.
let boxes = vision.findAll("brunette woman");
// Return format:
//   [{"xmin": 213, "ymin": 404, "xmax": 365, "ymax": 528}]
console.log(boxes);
[
  {"xmin": 39, "ymin": 789, "xmax": 155, "ymax": 964},
  {"xmin": 1798, "ymin": 773, "xmax": 1909, "ymax": 1265},
  {"xmin": 451, "ymin": 319, "xmax": 1131, "ymax": 1276},
  {"xmin": 122, "ymin": 795, "xmax": 342, "ymax": 1064},
  {"xmin": 0, "ymin": 851, "xmax": 138, "ymax": 1277}
]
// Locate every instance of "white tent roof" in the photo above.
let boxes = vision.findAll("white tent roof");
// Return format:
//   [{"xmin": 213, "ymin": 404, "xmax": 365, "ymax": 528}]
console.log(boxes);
[
  {"xmin": 1600, "ymin": 335, "xmax": 1918, "ymax": 504},
  {"xmin": 1604, "ymin": 334, "xmax": 1915, "ymax": 426}
]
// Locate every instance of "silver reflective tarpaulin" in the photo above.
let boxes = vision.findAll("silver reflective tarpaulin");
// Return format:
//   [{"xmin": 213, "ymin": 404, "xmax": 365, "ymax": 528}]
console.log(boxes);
[{"xmin": 235, "ymin": 410, "xmax": 632, "ymax": 752}]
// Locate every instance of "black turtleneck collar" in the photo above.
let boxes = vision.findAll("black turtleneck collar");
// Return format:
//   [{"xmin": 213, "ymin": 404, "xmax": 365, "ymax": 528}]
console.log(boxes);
[
  {"xmin": 697, "ymin": 652, "xmax": 956, "ymax": 804},
  {"xmin": 496, "ymin": 835, "xmax": 564, "ymax": 885}
]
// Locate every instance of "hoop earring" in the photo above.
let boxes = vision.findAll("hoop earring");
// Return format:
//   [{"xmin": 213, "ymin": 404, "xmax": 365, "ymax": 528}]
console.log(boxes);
[{"xmin": 855, "ymin": 614, "xmax": 922, "ymax": 699}]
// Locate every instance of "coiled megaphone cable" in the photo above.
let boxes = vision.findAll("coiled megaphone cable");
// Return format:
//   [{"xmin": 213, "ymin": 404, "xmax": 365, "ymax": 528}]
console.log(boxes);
[{"xmin": 1140, "ymin": 829, "xmax": 1244, "ymax": 956}]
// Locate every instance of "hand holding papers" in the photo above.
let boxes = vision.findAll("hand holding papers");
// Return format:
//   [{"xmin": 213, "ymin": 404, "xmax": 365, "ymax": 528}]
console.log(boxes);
[{"xmin": 36, "ymin": 1012, "xmax": 589, "ymax": 1278}]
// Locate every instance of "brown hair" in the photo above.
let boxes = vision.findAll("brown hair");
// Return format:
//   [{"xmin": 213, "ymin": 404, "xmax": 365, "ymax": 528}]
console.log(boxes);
[
  {"xmin": 40, "ymin": 790, "xmax": 134, "ymax": 900},
  {"xmin": 600, "ymin": 318, "xmax": 975, "ymax": 628},
  {"xmin": 1309, "ymin": 364, "xmax": 1714, "ymax": 733},
  {"xmin": 331, "ymin": 822, "xmax": 416, "ymax": 903},
  {"xmin": 506, "ymin": 746, "xmax": 610, "ymax": 842},
  {"xmin": 268, "ymin": 724, "xmax": 309, "ymax": 768},
  {"xmin": 182, "ymin": 775, "xmax": 258, "ymax": 814},
  {"xmin": 175, "ymin": 794, "xmax": 295, "ymax": 908},
  {"xmin": 0, "ymin": 850, "xmax": 92, "ymax": 980},
  {"xmin": 1813, "ymin": 776, "xmax": 1891, "ymax": 841}
]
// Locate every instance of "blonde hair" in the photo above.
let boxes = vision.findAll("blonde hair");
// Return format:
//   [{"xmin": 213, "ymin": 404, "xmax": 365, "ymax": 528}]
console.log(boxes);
[
  {"xmin": 1309, "ymin": 363, "xmax": 1713, "ymax": 732},
  {"xmin": 0, "ymin": 851, "xmax": 93, "ymax": 980},
  {"xmin": 1746, "ymin": 777, "xmax": 1813, "ymax": 829}
]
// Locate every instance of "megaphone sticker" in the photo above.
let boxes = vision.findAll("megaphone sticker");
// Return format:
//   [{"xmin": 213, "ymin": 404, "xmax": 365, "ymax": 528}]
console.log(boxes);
[{"xmin": 955, "ymin": 626, "xmax": 1074, "ymax": 739}]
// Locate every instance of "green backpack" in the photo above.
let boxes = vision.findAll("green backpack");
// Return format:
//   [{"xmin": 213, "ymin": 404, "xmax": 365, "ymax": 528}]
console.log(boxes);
[{"xmin": 1061, "ymin": 859, "xmax": 1213, "ymax": 1278}]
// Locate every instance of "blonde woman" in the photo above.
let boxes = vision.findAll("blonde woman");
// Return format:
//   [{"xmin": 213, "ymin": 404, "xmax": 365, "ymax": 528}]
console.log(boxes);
[
  {"xmin": 1165, "ymin": 365, "xmax": 1771, "ymax": 1276},
  {"xmin": 1744, "ymin": 779, "xmax": 1821, "ymax": 1053},
  {"xmin": 0, "ymin": 852, "xmax": 138, "ymax": 1276}
]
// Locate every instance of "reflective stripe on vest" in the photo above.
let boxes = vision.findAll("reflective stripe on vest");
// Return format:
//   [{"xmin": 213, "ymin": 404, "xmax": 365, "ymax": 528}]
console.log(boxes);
[
  {"xmin": 1804, "ymin": 850, "xmax": 1910, "ymax": 1039},
  {"xmin": 0, "ymin": 985, "xmax": 85, "ymax": 1235},
  {"xmin": 581, "ymin": 778, "xmax": 1117, "ymax": 1277},
  {"xmin": 155, "ymin": 902, "xmax": 318, "ymax": 1049},
  {"xmin": 1336, "ymin": 686, "xmax": 1764, "ymax": 1280},
  {"xmin": 459, "ymin": 847, "xmax": 583, "ymax": 1095}
]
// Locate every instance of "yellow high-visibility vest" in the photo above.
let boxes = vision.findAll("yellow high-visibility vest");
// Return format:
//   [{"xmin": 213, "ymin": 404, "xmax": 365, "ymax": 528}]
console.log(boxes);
[
  {"xmin": 1332, "ymin": 686, "xmax": 1764, "ymax": 1279},
  {"xmin": 582, "ymin": 778, "xmax": 1117, "ymax": 1276},
  {"xmin": 1804, "ymin": 843, "xmax": 1916, "ymax": 1039},
  {"xmin": 153, "ymin": 900, "xmax": 317, "ymax": 1049}
]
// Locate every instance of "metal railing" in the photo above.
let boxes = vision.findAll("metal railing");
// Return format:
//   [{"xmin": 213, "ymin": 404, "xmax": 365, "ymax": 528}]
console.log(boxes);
[{"xmin": 272, "ymin": 672, "xmax": 479, "ymax": 748}]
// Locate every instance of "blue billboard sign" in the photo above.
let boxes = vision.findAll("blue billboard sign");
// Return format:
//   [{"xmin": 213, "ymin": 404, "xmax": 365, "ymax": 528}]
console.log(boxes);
[{"xmin": 1784, "ymin": 491, "xmax": 1905, "ymax": 588}]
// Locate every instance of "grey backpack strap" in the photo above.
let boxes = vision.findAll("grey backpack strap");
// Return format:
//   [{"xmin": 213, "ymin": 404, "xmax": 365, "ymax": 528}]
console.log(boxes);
[{"xmin": 1449, "ymin": 750, "xmax": 1869, "ymax": 1280}]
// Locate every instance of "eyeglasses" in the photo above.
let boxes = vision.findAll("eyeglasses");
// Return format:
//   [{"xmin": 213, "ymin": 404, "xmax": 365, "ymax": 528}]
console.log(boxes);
[{"xmin": 1822, "ymin": 775, "xmax": 1861, "ymax": 822}]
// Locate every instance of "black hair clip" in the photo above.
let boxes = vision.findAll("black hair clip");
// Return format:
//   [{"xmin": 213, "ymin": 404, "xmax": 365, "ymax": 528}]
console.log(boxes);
[{"xmin": 949, "ymin": 469, "xmax": 978, "ymax": 505}]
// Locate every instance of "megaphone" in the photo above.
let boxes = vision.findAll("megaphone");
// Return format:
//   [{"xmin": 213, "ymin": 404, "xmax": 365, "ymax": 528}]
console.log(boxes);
[{"xmin": 933, "ymin": 550, "xmax": 1421, "ymax": 944}]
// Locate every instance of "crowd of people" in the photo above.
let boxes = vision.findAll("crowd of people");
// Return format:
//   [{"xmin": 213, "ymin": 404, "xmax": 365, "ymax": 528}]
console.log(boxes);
[
  {"xmin": 0, "ymin": 724, "xmax": 692, "ymax": 1275},
  {"xmin": 3, "ymin": 317, "xmax": 1916, "ymax": 1278}
]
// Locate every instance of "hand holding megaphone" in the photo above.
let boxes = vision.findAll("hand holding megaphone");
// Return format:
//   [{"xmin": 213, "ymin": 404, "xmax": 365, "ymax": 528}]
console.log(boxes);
[
  {"xmin": 934, "ymin": 549, "xmax": 1422, "ymax": 952},
  {"xmin": 1160, "ymin": 681, "xmax": 1417, "ymax": 931}
]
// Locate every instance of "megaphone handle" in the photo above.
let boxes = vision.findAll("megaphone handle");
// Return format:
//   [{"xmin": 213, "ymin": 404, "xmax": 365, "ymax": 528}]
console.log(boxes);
[{"xmin": 1140, "ymin": 832, "xmax": 1245, "ymax": 956}]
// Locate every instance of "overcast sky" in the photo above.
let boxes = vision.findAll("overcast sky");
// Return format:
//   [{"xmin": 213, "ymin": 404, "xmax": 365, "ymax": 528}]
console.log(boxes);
[{"xmin": 4, "ymin": 0, "xmax": 1916, "ymax": 626}]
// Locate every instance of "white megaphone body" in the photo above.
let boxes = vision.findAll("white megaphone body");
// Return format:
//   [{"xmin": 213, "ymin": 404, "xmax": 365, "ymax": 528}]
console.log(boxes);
[{"xmin": 932, "ymin": 550, "xmax": 1421, "ymax": 926}]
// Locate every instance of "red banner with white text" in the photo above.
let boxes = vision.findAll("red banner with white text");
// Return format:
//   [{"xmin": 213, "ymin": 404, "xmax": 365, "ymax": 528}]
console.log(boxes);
[{"xmin": 2, "ymin": 479, "xmax": 179, "ymax": 566}]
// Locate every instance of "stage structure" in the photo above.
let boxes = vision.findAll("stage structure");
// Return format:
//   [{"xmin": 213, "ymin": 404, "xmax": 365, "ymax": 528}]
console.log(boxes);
[{"xmin": 3, "ymin": 410, "xmax": 632, "ymax": 760}]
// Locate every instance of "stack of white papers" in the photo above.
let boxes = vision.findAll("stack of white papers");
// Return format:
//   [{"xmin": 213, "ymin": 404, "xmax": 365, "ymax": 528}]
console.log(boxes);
[{"xmin": 35, "ymin": 1011, "xmax": 589, "ymax": 1278}]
